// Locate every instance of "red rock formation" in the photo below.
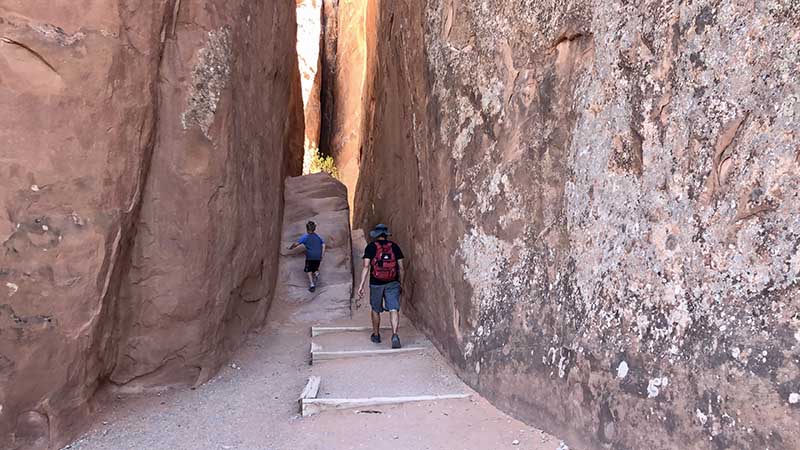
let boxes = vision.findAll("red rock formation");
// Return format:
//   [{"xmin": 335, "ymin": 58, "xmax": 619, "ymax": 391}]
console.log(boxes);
[
  {"xmin": 297, "ymin": 0, "xmax": 323, "ymax": 159},
  {"xmin": 318, "ymin": 0, "xmax": 339, "ymax": 156},
  {"xmin": 328, "ymin": 0, "xmax": 376, "ymax": 209},
  {"xmin": 352, "ymin": 1, "xmax": 800, "ymax": 449},
  {"xmin": 0, "ymin": 1, "xmax": 303, "ymax": 448},
  {"xmin": 3, "ymin": 0, "xmax": 798, "ymax": 449}
]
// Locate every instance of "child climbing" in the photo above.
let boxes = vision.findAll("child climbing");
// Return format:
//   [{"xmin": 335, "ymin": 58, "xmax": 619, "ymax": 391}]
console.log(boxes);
[{"xmin": 288, "ymin": 221, "xmax": 326, "ymax": 292}]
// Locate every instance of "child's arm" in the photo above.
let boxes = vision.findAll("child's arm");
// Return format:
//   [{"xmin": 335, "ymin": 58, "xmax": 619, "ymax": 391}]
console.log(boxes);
[{"xmin": 288, "ymin": 234, "xmax": 307, "ymax": 250}]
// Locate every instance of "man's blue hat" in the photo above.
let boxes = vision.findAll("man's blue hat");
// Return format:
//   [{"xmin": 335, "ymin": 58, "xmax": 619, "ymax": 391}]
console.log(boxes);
[{"xmin": 369, "ymin": 224, "xmax": 392, "ymax": 238}]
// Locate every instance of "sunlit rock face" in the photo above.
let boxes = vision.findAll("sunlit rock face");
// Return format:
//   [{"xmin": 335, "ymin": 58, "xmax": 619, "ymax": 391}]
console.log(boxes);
[
  {"xmin": 327, "ymin": 0, "xmax": 374, "ymax": 208},
  {"xmin": 353, "ymin": 1, "xmax": 800, "ymax": 449},
  {"xmin": 296, "ymin": 0, "xmax": 323, "ymax": 173},
  {"xmin": 0, "ymin": 1, "xmax": 303, "ymax": 448}
]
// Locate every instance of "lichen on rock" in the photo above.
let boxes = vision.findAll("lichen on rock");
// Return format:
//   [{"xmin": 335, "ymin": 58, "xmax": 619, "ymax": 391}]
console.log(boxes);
[
  {"xmin": 181, "ymin": 26, "xmax": 233, "ymax": 138},
  {"xmin": 353, "ymin": 0, "xmax": 800, "ymax": 449}
]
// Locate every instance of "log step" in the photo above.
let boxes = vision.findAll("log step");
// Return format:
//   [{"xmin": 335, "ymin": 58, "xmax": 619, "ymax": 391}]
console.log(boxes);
[
  {"xmin": 301, "ymin": 394, "xmax": 472, "ymax": 417},
  {"xmin": 298, "ymin": 376, "xmax": 321, "ymax": 401},
  {"xmin": 311, "ymin": 325, "xmax": 392, "ymax": 337},
  {"xmin": 311, "ymin": 346, "xmax": 426, "ymax": 363}
]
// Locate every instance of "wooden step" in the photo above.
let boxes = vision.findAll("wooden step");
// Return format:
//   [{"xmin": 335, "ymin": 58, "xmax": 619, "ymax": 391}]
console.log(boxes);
[
  {"xmin": 311, "ymin": 325, "xmax": 392, "ymax": 337},
  {"xmin": 311, "ymin": 346, "xmax": 426, "ymax": 363},
  {"xmin": 301, "ymin": 394, "xmax": 472, "ymax": 417},
  {"xmin": 298, "ymin": 376, "xmax": 321, "ymax": 401}
]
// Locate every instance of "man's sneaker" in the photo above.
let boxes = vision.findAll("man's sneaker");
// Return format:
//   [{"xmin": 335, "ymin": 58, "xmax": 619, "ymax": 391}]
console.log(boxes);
[
  {"xmin": 370, "ymin": 333, "xmax": 381, "ymax": 344},
  {"xmin": 314, "ymin": 272, "xmax": 320, "ymax": 282},
  {"xmin": 391, "ymin": 334, "xmax": 401, "ymax": 349},
  {"xmin": 309, "ymin": 284, "xmax": 316, "ymax": 292}
]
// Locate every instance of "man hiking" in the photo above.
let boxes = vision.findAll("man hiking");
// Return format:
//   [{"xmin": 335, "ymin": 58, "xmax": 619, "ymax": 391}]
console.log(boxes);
[
  {"xmin": 288, "ymin": 221, "xmax": 326, "ymax": 292},
  {"xmin": 357, "ymin": 224, "xmax": 405, "ymax": 348}
]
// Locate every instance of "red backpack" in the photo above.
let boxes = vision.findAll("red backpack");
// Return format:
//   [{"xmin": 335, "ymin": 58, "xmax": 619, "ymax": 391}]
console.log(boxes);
[{"xmin": 371, "ymin": 241, "xmax": 398, "ymax": 282}]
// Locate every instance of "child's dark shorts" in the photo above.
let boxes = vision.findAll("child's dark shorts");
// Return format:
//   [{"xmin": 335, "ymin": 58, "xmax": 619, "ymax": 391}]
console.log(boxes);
[{"xmin": 304, "ymin": 259, "xmax": 321, "ymax": 273}]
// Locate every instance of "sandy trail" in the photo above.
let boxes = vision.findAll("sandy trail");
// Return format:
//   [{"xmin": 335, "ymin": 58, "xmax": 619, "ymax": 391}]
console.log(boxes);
[{"xmin": 66, "ymin": 174, "xmax": 564, "ymax": 450}]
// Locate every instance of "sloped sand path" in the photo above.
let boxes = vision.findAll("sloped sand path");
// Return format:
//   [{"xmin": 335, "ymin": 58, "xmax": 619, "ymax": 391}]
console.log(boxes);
[{"xmin": 67, "ymin": 174, "xmax": 564, "ymax": 450}]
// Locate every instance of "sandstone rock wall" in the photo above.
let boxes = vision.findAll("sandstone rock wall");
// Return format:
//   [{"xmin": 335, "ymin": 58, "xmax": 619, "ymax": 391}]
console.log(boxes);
[
  {"xmin": 319, "ymin": 0, "xmax": 340, "ymax": 155},
  {"xmin": 297, "ymin": 0, "xmax": 323, "ymax": 158},
  {"xmin": 0, "ymin": 1, "xmax": 303, "ymax": 448},
  {"xmin": 329, "ymin": 0, "xmax": 377, "ymax": 208},
  {"xmin": 353, "ymin": 1, "xmax": 800, "ymax": 449}
]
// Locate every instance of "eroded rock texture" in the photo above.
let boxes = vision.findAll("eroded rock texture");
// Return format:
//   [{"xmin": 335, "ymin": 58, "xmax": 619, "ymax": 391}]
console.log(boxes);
[
  {"xmin": 353, "ymin": 1, "xmax": 800, "ymax": 449},
  {"xmin": 0, "ymin": 1, "xmax": 303, "ymax": 448}
]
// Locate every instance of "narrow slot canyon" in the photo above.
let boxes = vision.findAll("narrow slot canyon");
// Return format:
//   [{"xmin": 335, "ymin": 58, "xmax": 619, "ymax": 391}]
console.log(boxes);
[{"xmin": 1, "ymin": 1, "xmax": 799, "ymax": 450}]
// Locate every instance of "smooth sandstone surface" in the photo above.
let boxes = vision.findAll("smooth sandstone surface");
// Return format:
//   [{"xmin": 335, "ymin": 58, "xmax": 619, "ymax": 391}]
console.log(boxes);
[
  {"xmin": 318, "ymin": 0, "xmax": 339, "ymax": 156},
  {"xmin": 349, "ymin": 1, "xmax": 800, "ymax": 449},
  {"xmin": 328, "ymin": 0, "xmax": 375, "ymax": 209},
  {"xmin": 275, "ymin": 173, "xmax": 352, "ymax": 323},
  {"xmin": 0, "ymin": 1, "xmax": 303, "ymax": 448}
]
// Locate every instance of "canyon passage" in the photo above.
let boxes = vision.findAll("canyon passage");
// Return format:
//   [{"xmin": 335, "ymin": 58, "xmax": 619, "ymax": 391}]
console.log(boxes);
[{"xmin": 1, "ymin": 1, "xmax": 799, "ymax": 449}]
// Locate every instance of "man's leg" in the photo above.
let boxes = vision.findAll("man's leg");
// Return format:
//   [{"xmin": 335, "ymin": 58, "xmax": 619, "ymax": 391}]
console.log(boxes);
[
  {"xmin": 371, "ymin": 310, "xmax": 381, "ymax": 335},
  {"xmin": 384, "ymin": 282, "xmax": 402, "ymax": 348},
  {"xmin": 369, "ymin": 284, "xmax": 384, "ymax": 343},
  {"xmin": 389, "ymin": 310, "xmax": 400, "ymax": 335}
]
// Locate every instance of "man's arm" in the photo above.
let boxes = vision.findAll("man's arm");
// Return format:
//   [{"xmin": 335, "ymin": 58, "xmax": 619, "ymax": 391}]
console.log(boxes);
[
  {"xmin": 398, "ymin": 259, "xmax": 405, "ymax": 293},
  {"xmin": 357, "ymin": 258, "xmax": 370, "ymax": 298},
  {"xmin": 321, "ymin": 242, "xmax": 326, "ymax": 259},
  {"xmin": 398, "ymin": 259, "xmax": 404, "ymax": 282}
]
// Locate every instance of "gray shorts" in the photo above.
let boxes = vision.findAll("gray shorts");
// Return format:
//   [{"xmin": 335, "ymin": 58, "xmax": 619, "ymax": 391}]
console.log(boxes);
[{"xmin": 369, "ymin": 281, "xmax": 400, "ymax": 313}]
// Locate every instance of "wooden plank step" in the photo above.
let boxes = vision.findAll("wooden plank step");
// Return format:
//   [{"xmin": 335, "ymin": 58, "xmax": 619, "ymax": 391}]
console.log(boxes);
[
  {"xmin": 311, "ymin": 325, "xmax": 392, "ymax": 337},
  {"xmin": 311, "ymin": 347, "xmax": 426, "ymax": 363},
  {"xmin": 298, "ymin": 376, "xmax": 321, "ymax": 401},
  {"xmin": 301, "ymin": 394, "xmax": 471, "ymax": 417}
]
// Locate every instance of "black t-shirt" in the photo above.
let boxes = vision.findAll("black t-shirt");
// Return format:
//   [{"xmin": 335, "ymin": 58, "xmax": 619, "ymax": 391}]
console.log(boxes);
[{"xmin": 363, "ymin": 240, "xmax": 404, "ymax": 285}]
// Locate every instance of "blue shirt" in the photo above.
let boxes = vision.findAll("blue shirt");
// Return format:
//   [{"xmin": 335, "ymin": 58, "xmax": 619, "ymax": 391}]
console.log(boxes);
[{"xmin": 298, "ymin": 233, "xmax": 324, "ymax": 260}]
